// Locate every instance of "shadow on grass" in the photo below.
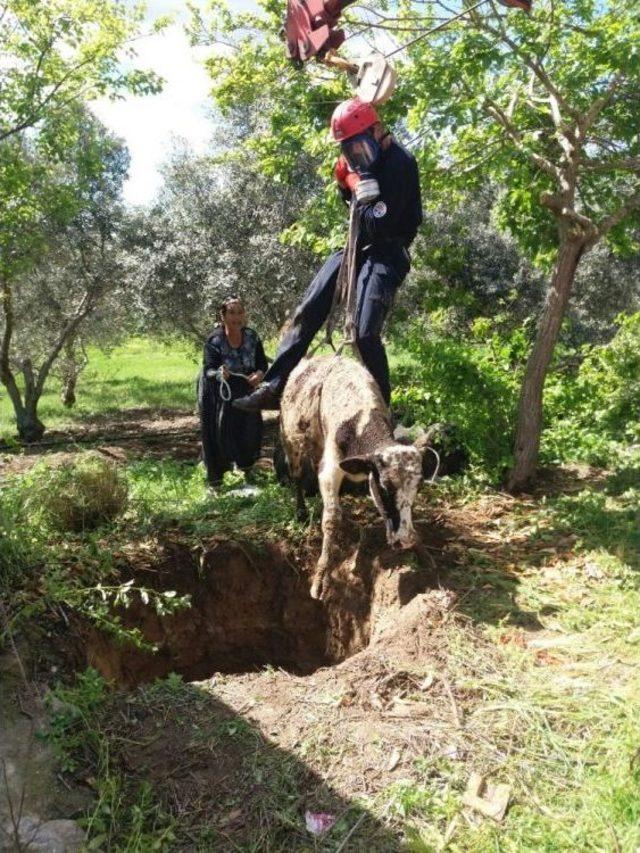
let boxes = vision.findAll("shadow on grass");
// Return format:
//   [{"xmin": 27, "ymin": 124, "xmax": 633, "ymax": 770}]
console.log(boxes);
[
  {"xmin": 422, "ymin": 457, "xmax": 640, "ymax": 631},
  {"xmin": 55, "ymin": 377, "xmax": 197, "ymax": 421},
  {"xmin": 544, "ymin": 488, "xmax": 640, "ymax": 572},
  {"xmin": 411, "ymin": 513, "xmax": 550, "ymax": 631},
  {"xmin": 605, "ymin": 461, "xmax": 640, "ymax": 496},
  {"xmin": 101, "ymin": 678, "xmax": 400, "ymax": 851}
]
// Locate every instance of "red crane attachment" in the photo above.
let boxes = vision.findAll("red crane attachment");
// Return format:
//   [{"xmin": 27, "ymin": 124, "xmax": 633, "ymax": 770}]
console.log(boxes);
[
  {"xmin": 283, "ymin": 0, "xmax": 357, "ymax": 64},
  {"xmin": 283, "ymin": 0, "xmax": 531, "ymax": 66}
]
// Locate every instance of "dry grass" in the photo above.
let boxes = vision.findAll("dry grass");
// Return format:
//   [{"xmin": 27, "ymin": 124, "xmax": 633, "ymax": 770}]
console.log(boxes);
[{"xmin": 29, "ymin": 452, "xmax": 128, "ymax": 532}]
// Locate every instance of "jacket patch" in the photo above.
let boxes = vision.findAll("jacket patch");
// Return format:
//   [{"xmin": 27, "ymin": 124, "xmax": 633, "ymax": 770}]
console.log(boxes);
[{"xmin": 373, "ymin": 201, "xmax": 387, "ymax": 218}]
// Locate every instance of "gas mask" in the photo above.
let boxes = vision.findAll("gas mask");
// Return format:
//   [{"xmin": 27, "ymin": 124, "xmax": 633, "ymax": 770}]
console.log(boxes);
[
  {"xmin": 340, "ymin": 132, "xmax": 382, "ymax": 174},
  {"xmin": 341, "ymin": 132, "xmax": 382, "ymax": 204}
]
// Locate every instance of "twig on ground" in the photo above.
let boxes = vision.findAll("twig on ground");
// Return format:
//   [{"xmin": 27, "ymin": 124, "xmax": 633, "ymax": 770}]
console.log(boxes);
[
  {"xmin": 442, "ymin": 676, "xmax": 463, "ymax": 728},
  {"xmin": 2, "ymin": 758, "xmax": 26, "ymax": 852},
  {"xmin": 0, "ymin": 600, "xmax": 30, "ymax": 691},
  {"xmin": 334, "ymin": 811, "xmax": 368, "ymax": 853}
]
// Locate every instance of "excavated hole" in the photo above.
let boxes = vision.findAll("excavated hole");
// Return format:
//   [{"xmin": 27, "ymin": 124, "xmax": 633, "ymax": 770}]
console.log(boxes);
[{"xmin": 81, "ymin": 532, "xmax": 414, "ymax": 689}]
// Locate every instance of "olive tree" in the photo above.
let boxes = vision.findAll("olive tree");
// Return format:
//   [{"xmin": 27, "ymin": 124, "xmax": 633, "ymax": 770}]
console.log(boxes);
[
  {"xmin": 125, "ymin": 142, "xmax": 319, "ymax": 343},
  {"xmin": 0, "ymin": 0, "xmax": 161, "ymax": 440},
  {"xmin": 1, "ymin": 114, "xmax": 129, "ymax": 439}
]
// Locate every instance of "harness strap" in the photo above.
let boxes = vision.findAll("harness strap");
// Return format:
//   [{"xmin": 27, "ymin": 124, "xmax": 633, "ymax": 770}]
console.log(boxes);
[{"xmin": 323, "ymin": 199, "xmax": 362, "ymax": 361}]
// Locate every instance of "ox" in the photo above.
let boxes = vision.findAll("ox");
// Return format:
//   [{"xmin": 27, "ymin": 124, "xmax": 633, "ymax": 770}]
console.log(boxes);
[{"xmin": 280, "ymin": 356, "xmax": 423, "ymax": 598}]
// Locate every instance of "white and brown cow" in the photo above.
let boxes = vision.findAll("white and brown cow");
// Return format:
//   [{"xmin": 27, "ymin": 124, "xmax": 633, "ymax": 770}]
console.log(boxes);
[{"xmin": 280, "ymin": 356, "xmax": 423, "ymax": 598}]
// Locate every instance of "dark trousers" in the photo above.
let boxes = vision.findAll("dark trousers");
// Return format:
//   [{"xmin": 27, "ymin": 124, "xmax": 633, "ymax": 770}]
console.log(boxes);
[{"xmin": 264, "ymin": 245, "xmax": 409, "ymax": 406}]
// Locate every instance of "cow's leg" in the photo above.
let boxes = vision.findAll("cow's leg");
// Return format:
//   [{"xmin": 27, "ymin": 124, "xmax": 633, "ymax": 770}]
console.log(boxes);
[
  {"xmin": 311, "ymin": 455, "xmax": 344, "ymax": 599},
  {"xmin": 294, "ymin": 480, "xmax": 308, "ymax": 522}
]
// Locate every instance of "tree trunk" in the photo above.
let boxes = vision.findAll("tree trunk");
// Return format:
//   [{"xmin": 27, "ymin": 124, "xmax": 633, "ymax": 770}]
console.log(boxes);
[
  {"xmin": 507, "ymin": 236, "xmax": 585, "ymax": 492},
  {"xmin": 59, "ymin": 338, "xmax": 84, "ymax": 408},
  {"xmin": 61, "ymin": 376, "xmax": 77, "ymax": 408},
  {"xmin": 16, "ymin": 404, "xmax": 45, "ymax": 443}
]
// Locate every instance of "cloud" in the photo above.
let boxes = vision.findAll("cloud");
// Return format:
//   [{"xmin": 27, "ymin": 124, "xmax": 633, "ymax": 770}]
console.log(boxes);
[{"xmin": 91, "ymin": 21, "xmax": 214, "ymax": 206}]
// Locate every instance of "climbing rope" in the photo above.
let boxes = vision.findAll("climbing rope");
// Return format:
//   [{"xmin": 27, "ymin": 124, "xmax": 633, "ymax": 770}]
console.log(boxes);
[{"xmin": 213, "ymin": 368, "xmax": 251, "ymax": 402}]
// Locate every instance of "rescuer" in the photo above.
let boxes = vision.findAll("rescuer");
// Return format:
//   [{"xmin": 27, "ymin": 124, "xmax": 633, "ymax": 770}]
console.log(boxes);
[{"xmin": 233, "ymin": 96, "xmax": 422, "ymax": 411}]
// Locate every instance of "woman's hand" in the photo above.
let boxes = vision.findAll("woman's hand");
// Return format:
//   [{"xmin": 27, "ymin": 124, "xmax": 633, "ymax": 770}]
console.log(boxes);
[
  {"xmin": 220, "ymin": 365, "xmax": 230, "ymax": 380},
  {"xmin": 247, "ymin": 370, "xmax": 264, "ymax": 388}
]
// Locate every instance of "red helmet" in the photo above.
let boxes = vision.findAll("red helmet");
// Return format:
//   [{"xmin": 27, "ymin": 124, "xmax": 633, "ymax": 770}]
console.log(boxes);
[{"xmin": 330, "ymin": 97, "xmax": 380, "ymax": 143}]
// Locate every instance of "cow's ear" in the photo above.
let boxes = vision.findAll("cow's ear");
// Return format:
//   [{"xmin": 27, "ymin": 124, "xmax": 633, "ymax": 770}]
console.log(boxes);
[{"xmin": 340, "ymin": 455, "xmax": 374, "ymax": 475}]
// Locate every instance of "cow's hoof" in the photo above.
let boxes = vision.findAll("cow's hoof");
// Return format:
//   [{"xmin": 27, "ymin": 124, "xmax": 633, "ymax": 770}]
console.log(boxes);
[{"xmin": 310, "ymin": 576, "xmax": 323, "ymax": 600}]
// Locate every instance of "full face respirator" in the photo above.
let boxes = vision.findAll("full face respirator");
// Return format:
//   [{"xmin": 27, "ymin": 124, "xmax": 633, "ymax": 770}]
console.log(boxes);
[{"xmin": 340, "ymin": 132, "xmax": 382, "ymax": 204}]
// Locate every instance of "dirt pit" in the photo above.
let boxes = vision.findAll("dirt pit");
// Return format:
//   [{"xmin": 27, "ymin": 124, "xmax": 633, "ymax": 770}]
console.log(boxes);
[{"xmin": 82, "ymin": 521, "xmax": 436, "ymax": 689}]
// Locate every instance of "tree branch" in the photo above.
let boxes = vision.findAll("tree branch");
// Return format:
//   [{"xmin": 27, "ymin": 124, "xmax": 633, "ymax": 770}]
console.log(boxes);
[
  {"xmin": 0, "ymin": 51, "xmax": 100, "ymax": 143},
  {"xmin": 34, "ymin": 293, "xmax": 94, "ymax": 399},
  {"xmin": 539, "ymin": 192, "xmax": 596, "ymax": 235},
  {"xmin": 596, "ymin": 186, "xmax": 640, "ymax": 241},
  {"xmin": 582, "ymin": 71, "xmax": 625, "ymax": 132},
  {"xmin": 483, "ymin": 97, "xmax": 561, "ymax": 180},
  {"xmin": 583, "ymin": 156, "xmax": 640, "ymax": 173},
  {"xmin": 481, "ymin": 4, "xmax": 579, "ymax": 123}
]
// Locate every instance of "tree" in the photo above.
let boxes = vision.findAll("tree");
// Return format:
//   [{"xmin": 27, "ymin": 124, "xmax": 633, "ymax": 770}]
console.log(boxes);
[
  {"xmin": 400, "ymin": 0, "xmax": 640, "ymax": 489},
  {"xmin": 125, "ymin": 140, "xmax": 319, "ymax": 344},
  {"xmin": 1, "ymin": 112, "xmax": 130, "ymax": 440},
  {"xmin": 193, "ymin": 0, "xmax": 640, "ymax": 488},
  {"xmin": 0, "ymin": 0, "xmax": 162, "ymax": 440},
  {"xmin": 399, "ymin": 186, "xmax": 545, "ymax": 331},
  {"xmin": 0, "ymin": 0, "xmax": 161, "ymax": 143},
  {"xmin": 569, "ymin": 243, "xmax": 640, "ymax": 345}
]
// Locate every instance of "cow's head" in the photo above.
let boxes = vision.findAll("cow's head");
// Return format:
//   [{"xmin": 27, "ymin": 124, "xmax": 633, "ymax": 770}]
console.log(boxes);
[{"xmin": 340, "ymin": 444, "xmax": 422, "ymax": 549}]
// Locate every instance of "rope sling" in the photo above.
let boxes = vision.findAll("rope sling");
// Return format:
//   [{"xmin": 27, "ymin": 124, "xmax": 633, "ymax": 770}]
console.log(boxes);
[
  {"xmin": 322, "ymin": 198, "xmax": 363, "ymax": 360},
  {"xmin": 213, "ymin": 368, "xmax": 250, "ymax": 402}
]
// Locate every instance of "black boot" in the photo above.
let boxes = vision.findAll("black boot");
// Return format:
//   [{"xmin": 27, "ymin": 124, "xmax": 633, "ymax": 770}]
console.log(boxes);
[{"xmin": 232, "ymin": 383, "xmax": 281, "ymax": 412}]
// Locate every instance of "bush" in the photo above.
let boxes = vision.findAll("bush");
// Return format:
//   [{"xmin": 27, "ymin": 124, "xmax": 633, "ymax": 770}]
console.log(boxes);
[
  {"xmin": 390, "ymin": 318, "xmax": 524, "ymax": 475},
  {"xmin": 543, "ymin": 312, "xmax": 640, "ymax": 464},
  {"xmin": 30, "ymin": 453, "xmax": 128, "ymax": 532},
  {"xmin": 392, "ymin": 312, "xmax": 639, "ymax": 475}
]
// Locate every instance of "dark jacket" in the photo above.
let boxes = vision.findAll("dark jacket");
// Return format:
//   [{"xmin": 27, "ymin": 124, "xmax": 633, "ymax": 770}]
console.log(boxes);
[{"xmin": 340, "ymin": 139, "xmax": 423, "ymax": 249}]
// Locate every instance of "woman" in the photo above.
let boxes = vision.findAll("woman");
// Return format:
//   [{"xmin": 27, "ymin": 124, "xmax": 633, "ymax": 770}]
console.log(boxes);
[{"xmin": 198, "ymin": 297, "xmax": 268, "ymax": 486}]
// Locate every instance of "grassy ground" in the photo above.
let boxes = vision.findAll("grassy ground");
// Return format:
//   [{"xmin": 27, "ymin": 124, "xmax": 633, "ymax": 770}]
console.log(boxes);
[
  {"xmin": 0, "ymin": 335, "xmax": 415, "ymax": 442},
  {"xmin": 0, "ymin": 337, "xmax": 201, "ymax": 439},
  {"xmin": 2, "ymin": 444, "xmax": 639, "ymax": 850},
  {"xmin": 2, "ymin": 335, "xmax": 639, "ymax": 850}
]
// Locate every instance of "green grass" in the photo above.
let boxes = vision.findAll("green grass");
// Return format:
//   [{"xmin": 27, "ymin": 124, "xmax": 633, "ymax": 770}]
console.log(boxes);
[
  {"xmin": 0, "ymin": 337, "xmax": 201, "ymax": 439},
  {"xmin": 0, "ymin": 455, "xmax": 310, "ymax": 643},
  {"xmin": 3, "ymin": 434, "xmax": 640, "ymax": 849},
  {"xmin": 393, "ymin": 469, "xmax": 640, "ymax": 851}
]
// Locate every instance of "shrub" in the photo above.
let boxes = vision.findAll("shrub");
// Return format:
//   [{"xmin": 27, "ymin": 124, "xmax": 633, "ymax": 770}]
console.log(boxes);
[
  {"xmin": 543, "ymin": 312, "xmax": 640, "ymax": 464},
  {"xmin": 30, "ymin": 453, "xmax": 128, "ymax": 532},
  {"xmin": 390, "ymin": 318, "xmax": 524, "ymax": 475}
]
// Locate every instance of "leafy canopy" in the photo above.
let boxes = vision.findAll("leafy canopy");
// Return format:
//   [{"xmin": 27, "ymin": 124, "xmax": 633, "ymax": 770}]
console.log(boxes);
[
  {"xmin": 193, "ymin": 0, "xmax": 640, "ymax": 260},
  {"xmin": 0, "ymin": 0, "xmax": 162, "ymax": 143}
]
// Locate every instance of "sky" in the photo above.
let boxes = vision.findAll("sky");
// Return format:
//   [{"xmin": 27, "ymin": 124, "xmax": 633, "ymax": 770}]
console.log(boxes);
[
  {"xmin": 90, "ymin": 0, "xmax": 394, "ymax": 206},
  {"xmin": 92, "ymin": 1, "xmax": 256, "ymax": 206}
]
